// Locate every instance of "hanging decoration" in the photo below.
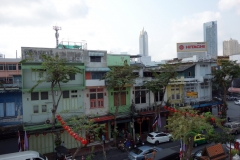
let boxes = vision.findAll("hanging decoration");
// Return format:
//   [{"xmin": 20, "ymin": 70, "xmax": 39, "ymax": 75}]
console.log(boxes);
[
  {"xmin": 56, "ymin": 114, "xmax": 88, "ymax": 145},
  {"xmin": 35, "ymin": 133, "xmax": 39, "ymax": 137}
]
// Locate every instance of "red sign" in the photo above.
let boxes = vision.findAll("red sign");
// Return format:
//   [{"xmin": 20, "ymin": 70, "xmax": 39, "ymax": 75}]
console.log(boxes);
[{"xmin": 177, "ymin": 42, "xmax": 207, "ymax": 52}]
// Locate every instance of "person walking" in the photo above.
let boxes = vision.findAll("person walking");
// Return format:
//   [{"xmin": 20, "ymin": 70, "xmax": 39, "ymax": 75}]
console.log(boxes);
[{"xmin": 102, "ymin": 134, "xmax": 105, "ymax": 146}]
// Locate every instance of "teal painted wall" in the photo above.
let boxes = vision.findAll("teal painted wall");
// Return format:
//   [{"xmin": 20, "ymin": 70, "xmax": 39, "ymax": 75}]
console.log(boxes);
[
  {"xmin": 183, "ymin": 66, "xmax": 195, "ymax": 78},
  {"xmin": 107, "ymin": 55, "xmax": 130, "ymax": 66}
]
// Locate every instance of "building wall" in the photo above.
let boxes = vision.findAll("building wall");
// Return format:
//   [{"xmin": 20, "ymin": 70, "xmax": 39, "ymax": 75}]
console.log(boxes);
[
  {"xmin": 22, "ymin": 89, "xmax": 84, "ymax": 123},
  {"xmin": 223, "ymin": 38, "xmax": 240, "ymax": 56},
  {"xmin": 84, "ymin": 87, "xmax": 109, "ymax": 115},
  {"xmin": 107, "ymin": 55, "xmax": 130, "ymax": 66},
  {"xmin": 108, "ymin": 87, "xmax": 131, "ymax": 114},
  {"xmin": 0, "ymin": 92, "xmax": 22, "ymax": 126},
  {"xmin": 21, "ymin": 63, "xmax": 85, "ymax": 92}
]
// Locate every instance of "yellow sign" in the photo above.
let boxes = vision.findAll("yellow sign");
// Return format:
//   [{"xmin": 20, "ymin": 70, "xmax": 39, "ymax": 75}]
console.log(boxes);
[{"xmin": 186, "ymin": 91, "xmax": 198, "ymax": 98}]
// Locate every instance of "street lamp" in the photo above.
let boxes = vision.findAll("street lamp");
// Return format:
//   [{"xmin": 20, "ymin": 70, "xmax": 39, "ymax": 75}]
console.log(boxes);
[{"xmin": 137, "ymin": 117, "xmax": 150, "ymax": 138}]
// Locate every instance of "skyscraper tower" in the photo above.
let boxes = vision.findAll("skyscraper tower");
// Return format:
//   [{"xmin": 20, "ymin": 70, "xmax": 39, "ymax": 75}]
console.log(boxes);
[
  {"xmin": 139, "ymin": 28, "xmax": 148, "ymax": 56},
  {"xmin": 223, "ymin": 38, "xmax": 240, "ymax": 56},
  {"xmin": 203, "ymin": 21, "xmax": 218, "ymax": 58}
]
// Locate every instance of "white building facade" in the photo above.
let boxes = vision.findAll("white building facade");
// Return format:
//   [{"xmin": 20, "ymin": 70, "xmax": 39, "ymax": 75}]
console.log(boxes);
[{"xmin": 223, "ymin": 38, "xmax": 240, "ymax": 56}]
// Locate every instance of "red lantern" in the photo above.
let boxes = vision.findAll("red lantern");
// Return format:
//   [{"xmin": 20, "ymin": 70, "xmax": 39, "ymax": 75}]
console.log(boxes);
[
  {"xmin": 42, "ymin": 132, "xmax": 47, "ymax": 136},
  {"xmin": 56, "ymin": 115, "xmax": 60, "ymax": 119},
  {"xmin": 74, "ymin": 134, "xmax": 78, "ymax": 139},
  {"xmin": 61, "ymin": 121, "xmax": 66, "ymax": 125},
  {"xmin": 72, "ymin": 133, "xmax": 76, "ymax": 137},
  {"xmin": 67, "ymin": 128, "xmax": 71, "ymax": 133},
  {"xmin": 35, "ymin": 133, "xmax": 39, "ymax": 137},
  {"xmin": 164, "ymin": 106, "xmax": 167, "ymax": 109},
  {"xmin": 64, "ymin": 126, "xmax": 68, "ymax": 130},
  {"xmin": 211, "ymin": 117, "xmax": 215, "ymax": 121},
  {"xmin": 69, "ymin": 131, "xmax": 74, "ymax": 136},
  {"xmin": 167, "ymin": 107, "xmax": 171, "ymax": 110}
]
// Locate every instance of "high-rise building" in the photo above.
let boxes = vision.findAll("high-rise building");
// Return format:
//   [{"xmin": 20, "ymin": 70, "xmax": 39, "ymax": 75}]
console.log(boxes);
[
  {"xmin": 223, "ymin": 38, "xmax": 240, "ymax": 56},
  {"xmin": 139, "ymin": 28, "xmax": 148, "ymax": 56},
  {"xmin": 203, "ymin": 21, "xmax": 218, "ymax": 58}
]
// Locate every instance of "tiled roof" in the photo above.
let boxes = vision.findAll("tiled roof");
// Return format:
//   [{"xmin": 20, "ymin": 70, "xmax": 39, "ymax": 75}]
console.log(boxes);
[{"xmin": 201, "ymin": 143, "xmax": 227, "ymax": 160}]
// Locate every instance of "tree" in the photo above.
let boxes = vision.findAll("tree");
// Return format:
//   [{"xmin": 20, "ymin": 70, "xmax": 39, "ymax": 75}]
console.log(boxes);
[
  {"xmin": 68, "ymin": 115, "xmax": 106, "ymax": 160},
  {"xmin": 143, "ymin": 63, "xmax": 178, "ymax": 126},
  {"xmin": 102, "ymin": 60, "xmax": 139, "ymax": 145},
  {"xmin": 165, "ymin": 108, "xmax": 219, "ymax": 159},
  {"xmin": 212, "ymin": 60, "xmax": 240, "ymax": 118},
  {"xmin": 22, "ymin": 54, "xmax": 82, "ymax": 128}
]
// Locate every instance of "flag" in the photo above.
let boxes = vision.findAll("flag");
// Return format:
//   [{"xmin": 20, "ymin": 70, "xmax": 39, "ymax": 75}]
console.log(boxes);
[
  {"xmin": 18, "ymin": 131, "xmax": 22, "ymax": 152},
  {"xmin": 158, "ymin": 113, "xmax": 161, "ymax": 128},
  {"xmin": 152, "ymin": 115, "xmax": 158, "ymax": 128},
  {"xmin": 24, "ymin": 131, "xmax": 28, "ymax": 151},
  {"xmin": 180, "ymin": 139, "xmax": 183, "ymax": 159}
]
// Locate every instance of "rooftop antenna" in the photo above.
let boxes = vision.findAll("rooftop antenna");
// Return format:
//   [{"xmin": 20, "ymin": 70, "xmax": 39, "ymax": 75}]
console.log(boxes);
[{"xmin": 53, "ymin": 25, "xmax": 61, "ymax": 48}]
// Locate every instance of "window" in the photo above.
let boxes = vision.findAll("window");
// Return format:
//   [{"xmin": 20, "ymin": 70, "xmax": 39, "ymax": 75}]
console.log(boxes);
[
  {"xmin": 41, "ymin": 92, "xmax": 48, "ymax": 100},
  {"xmin": 0, "ymin": 64, "xmax": 4, "ymax": 70},
  {"xmin": 188, "ymin": 72, "xmax": 191, "ymax": 77},
  {"xmin": 201, "ymin": 83, "xmax": 209, "ymax": 89},
  {"xmin": 91, "ymin": 72, "xmax": 106, "ymax": 79},
  {"xmin": 171, "ymin": 85, "xmax": 180, "ymax": 100},
  {"xmin": 0, "ymin": 103, "xmax": 4, "ymax": 117},
  {"xmin": 135, "ymin": 87, "xmax": 147, "ymax": 104},
  {"xmin": 7, "ymin": 64, "xmax": 16, "ymax": 70},
  {"xmin": 42, "ymin": 105, "xmax": 47, "ymax": 112},
  {"xmin": 90, "ymin": 56, "xmax": 101, "ymax": 62},
  {"xmin": 185, "ymin": 84, "xmax": 195, "ymax": 92},
  {"xmin": 33, "ymin": 105, "xmax": 39, "ymax": 113},
  {"xmin": 18, "ymin": 64, "xmax": 21, "ymax": 70},
  {"xmin": 114, "ymin": 92, "xmax": 127, "ymax": 106},
  {"xmin": 31, "ymin": 92, "xmax": 39, "ymax": 101},
  {"xmin": 6, "ymin": 103, "xmax": 15, "ymax": 116},
  {"xmin": 69, "ymin": 74, "xmax": 75, "ymax": 80},
  {"xmin": 63, "ymin": 91, "xmax": 70, "ymax": 98},
  {"xmin": 154, "ymin": 91, "xmax": 164, "ymax": 102},
  {"xmin": 90, "ymin": 88, "xmax": 104, "ymax": 108}
]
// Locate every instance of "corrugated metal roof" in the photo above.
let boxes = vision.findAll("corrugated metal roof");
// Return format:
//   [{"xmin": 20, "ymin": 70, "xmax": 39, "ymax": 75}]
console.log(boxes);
[
  {"xmin": 85, "ymin": 67, "xmax": 110, "ymax": 72},
  {"xmin": 88, "ymin": 52, "xmax": 104, "ymax": 56}
]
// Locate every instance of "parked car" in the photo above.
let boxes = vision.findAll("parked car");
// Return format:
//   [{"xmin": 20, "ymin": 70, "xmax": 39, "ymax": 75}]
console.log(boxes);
[
  {"xmin": 146, "ymin": 132, "xmax": 172, "ymax": 145},
  {"xmin": 213, "ymin": 97, "xmax": 222, "ymax": 101},
  {"xmin": 193, "ymin": 134, "xmax": 209, "ymax": 147},
  {"xmin": 128, "ymin": 146, "xmax": 162, "ymax": 160},
  {"xmin": 223, "ymin": 121, "xmax": 240, "ymax": 135},
  {"xmin": 234, "ymin": 100, "xmax": 240, "ymax": 105},
  {"xmin": 227, "ymin": 96, "xmax": 237, "ymax": 101}
]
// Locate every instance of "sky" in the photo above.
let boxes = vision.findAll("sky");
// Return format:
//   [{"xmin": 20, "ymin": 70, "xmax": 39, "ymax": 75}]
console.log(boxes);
[{"xmin": 0, "ymin": 0, "xmax": 240, "ymax": 61}]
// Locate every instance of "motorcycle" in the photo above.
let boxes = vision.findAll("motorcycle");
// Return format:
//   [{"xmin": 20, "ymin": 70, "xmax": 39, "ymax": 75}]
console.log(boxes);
[
  {"xmin": 117, "ymin": 141, "xmax": 125, "ymax": 152},
  {"xmin": 124, "ymin": 139, "xmax": 132, "ymax": 151},
  {"xmin": 135, "ymin": 136, "xmax": 145, "ymax": 147}
]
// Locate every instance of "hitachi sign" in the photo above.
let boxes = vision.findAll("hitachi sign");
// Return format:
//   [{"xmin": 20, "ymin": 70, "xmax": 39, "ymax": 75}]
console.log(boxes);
[{"xmin": 177, "ymin": 42, "xmax": 207, "ymax": 52}]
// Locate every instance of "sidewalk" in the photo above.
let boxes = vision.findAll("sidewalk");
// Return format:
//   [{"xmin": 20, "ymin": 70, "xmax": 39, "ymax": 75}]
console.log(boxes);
[{"xmin": 45, "ymin": 141, "xmax": 116, "ymax": 160}]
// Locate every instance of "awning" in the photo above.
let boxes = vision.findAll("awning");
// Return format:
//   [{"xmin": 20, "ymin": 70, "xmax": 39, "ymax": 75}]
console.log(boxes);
[
  {"xmin": 88, "ymin": 52, "xmax": 104, "ymax": 57},
  {"xmin": 93, "ymin": 116, "xmax": 114, "ymax": 122},
  {"xmin": 191, "ymin": 101, "xmax": 223, "ymax": 108},
  {"xmin": 85, "ymin": 67, "xmax": 110, "ymax": 72}
]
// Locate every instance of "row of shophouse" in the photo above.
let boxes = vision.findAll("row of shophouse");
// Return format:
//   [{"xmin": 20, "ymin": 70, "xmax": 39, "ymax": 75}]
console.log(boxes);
[{"xmin": 0, "ymin": 42, "xmax": 223, "ymax": 154}]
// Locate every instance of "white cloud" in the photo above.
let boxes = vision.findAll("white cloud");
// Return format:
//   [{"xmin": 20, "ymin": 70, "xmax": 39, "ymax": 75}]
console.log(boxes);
[{"xmin": 218, "ymin": 0, "xmax": 240, "ymax": 14}]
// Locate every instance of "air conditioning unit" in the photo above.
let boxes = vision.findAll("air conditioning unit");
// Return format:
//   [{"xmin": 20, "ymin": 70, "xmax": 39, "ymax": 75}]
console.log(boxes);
[{"xmin": 45, "ymin": 119, "xmax": 51, "ymax": 124}]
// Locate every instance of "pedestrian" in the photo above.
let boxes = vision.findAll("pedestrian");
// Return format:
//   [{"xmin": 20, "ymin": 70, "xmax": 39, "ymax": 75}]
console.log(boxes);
[
  {"xmin": 61, "ymin": 141, "xmax": 65, "ymax": 147},
  {"xmin": 102, "ymin": 134, "xmax": 105, "ymax": 146}
]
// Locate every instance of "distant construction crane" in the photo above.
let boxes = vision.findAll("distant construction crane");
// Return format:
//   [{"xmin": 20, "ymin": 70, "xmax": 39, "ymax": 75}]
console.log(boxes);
[{"xmin": 53, "ymin": 26, "xmax": 61, "ymax": 48}]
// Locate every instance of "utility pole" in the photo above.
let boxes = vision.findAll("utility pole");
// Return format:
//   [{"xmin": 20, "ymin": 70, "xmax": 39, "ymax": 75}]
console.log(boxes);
[{"xmin": 53, "ymin": 26, "xmax": 61, "ymax": 48}]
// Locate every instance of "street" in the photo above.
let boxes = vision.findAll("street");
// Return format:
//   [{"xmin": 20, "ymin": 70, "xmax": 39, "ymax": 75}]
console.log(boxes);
[{"xmin": 79, "ymin": 101, "xmax": 240, "ymax": 160}]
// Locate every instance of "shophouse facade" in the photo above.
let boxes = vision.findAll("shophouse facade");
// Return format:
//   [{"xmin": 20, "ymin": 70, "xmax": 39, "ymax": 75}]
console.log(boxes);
[{"xmin": 0, "ymin": 57, "xmax": 22, "ymax": 130}]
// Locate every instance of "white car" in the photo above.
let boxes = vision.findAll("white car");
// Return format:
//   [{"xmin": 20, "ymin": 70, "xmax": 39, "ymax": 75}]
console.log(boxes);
[
  {"xmin": 146, "ymin": 132, "xmax": 172, "ymax": 145},
  {"xmin": 234, "ymin": 100, "xmax": 240, "ymax": 105}
]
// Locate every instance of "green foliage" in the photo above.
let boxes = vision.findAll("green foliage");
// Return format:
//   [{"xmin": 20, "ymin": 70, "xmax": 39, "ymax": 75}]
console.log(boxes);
[
  {"xmin": 25, "ymin": 54, "xmax": 82, "ymax": 93},
  {"xmin": 144, "ymin": 63, "xmax": 178, "ymax": 94},
  {"xmin": 166, "ymin": 109, "xmax": 214, "ymax": 143},
  {"xmin": 102, "ymin": 60, "xmax": 139, "ymax": 89},
  {"xmin": 85, "ymin": 146, "xmax": 95, "ymax": 160},
  {"xmin": 231, "ymin": 149, "xmax": 239, "ymax": 156},
  {"xmin": 212, "ymin": 60, "xmax": 240, "ymax": 117},
  {"xmin": 207, "ymin": 132, "xmax": 235, "ymax": 144},
  {"xmin": 69, "ymin": 115, "xmax": 106, "ymax": 142}
]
